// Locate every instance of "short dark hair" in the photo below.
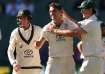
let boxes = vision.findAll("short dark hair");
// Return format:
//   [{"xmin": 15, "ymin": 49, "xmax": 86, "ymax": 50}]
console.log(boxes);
[
  {"xmin": 92, "ymin": 8, "xmax": 96, "ymax": 14},
  {"xmin": 48, "ymin": 1, "xmax": 62, "ymax": 11}
]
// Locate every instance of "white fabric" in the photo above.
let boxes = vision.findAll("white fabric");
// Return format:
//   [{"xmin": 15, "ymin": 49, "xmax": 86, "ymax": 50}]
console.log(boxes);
[
  {"xmin": 102, "ymin": 37, "xmax": 105, "ymax": 73},
  {"xmin": 7, "ymin": 25, "xmax": 42, "ymax": 74},
  {"xmin": 12, "ymin": 69, "xmax": 41, "ymax": 74},
  {"xmin": 42, "ymin": 19, "xmax": 77, "ymax": 57},
  {"xmin": 79, "ymin": 15, "xmax": 104, "ymax": 74},
  {"xmin": 79, "ymin": 15, "xmax": 104, "ymax": 56},
  {"xmin": 45, "ymin": 56, "xmax": 75, "ymax": 74},
  {"xmin": 41, "ymin": 19, "xmax": 77, "ymax": 74}
]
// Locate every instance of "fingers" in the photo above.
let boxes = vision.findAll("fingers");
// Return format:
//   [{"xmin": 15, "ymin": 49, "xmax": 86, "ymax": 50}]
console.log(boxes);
[
  {"xmin": 13, "ymin": 64, "xmax": 21, "ymax": 72},
  {"xmin": 33, "ymin": 40, "xmax": 40, "ymax": 49}
]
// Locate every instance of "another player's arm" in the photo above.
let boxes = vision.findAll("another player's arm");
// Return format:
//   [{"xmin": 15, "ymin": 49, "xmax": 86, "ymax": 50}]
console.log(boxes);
[
  {"xmin": 33, "ymin": 37, "xmax": 46, "ymax": 49},
  {"xmin": 7, "ymin": 31, "xmax": 21, "ymax": 72},
  {"xmin": 33, "ymin": 28, "xmax": 47, "ymax": 49},
  {"xmin": 63, "ymin": 9, "xmax": 87, "ymax": 35},
  {"xmin": 77, "ymin": 41, "xmax": 83, "ymax": 54},
  {"xmin": 51, "ymin": 29, "xmax": 75, "ymax": 37},
  {"xmin": 51, "ymin": 26, "xmax": 87, "ymax": 37}
]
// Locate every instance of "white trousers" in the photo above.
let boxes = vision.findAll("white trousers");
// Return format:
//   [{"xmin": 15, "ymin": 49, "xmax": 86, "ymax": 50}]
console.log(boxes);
[
  {"xmin": 45, "ymin": 56, "xmax": 75, "ymax": 74},
  {"xmin": 80, "ymin": 57, "xmax": 104, "ymax": 74},
  {"xmin": 103, "ymin": 61, "xmax": 105, "ymax": 74},
  {"xmin": 12, "ymin": 68, "xmax": 41, "ymax": 74}
]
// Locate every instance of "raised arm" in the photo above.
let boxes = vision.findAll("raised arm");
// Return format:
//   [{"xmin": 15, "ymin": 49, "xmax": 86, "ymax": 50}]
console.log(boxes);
[{"xmin": 33, "ymin": 36, "xmax": 46, "ymax": 49}]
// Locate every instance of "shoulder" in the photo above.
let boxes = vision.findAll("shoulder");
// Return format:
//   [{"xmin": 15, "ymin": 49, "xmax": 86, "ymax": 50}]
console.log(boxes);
[
  {"xmin": 33, "ymin": 25, "xmax": 42, "ymax": 29},
  {"xmin": 43, "ymin": 22, "xmax": 52, "ymax": 31},
  {"xmin": 79, "ymin": 19, "xmax": 95, "ymax": 26},
  {"xmin": 33, "ymin": 25, "xmax": 42, "ymax": 31},
  {"xmin": 10, "ymin": 28, "xmax": 18, "ymax": 36}
]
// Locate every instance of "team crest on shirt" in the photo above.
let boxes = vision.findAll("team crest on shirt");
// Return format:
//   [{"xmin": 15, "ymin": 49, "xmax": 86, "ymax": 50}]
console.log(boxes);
[
  {"xmin": 56, "ymin": 35, "xmax": 65, "ymax": 41},
  {"xmin": 24, "ymin": 49, "xmax": 34, "ymax": 57}
]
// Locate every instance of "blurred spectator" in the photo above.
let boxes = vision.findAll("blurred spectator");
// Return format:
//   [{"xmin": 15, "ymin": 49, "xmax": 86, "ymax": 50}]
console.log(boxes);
[
  {"xmin": 18, "ymin": 0, "xmax": 34, "ymax": 14},
  {"xmin": 6, "ymin": 0, "xmax": 35, "ymax": 16},
  {"xmin": 6, "ymin": 0, "xmax": 19, "ymax": 16},
  {"xmin": 23, "ymin": 0, "xmax": 34, "ymax": 13}
]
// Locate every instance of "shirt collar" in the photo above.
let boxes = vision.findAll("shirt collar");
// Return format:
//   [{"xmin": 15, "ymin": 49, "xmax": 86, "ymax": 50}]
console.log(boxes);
[
  {"xmin": 87, "ymin": 14, "xmax": 97, "ymax": 20},
  {"xmin": 20, "ymin": 24, "xmax": 32, "ymax": 31}
]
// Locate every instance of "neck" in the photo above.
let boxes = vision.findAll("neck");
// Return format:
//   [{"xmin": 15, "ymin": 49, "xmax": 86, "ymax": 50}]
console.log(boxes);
[
  {"xmin": 53, "ymin": 20, "xmax": 63, "ymax": 28},
  {"xmin": 24, "ymin": 24, "xmax": 30, "ymax": 30}
]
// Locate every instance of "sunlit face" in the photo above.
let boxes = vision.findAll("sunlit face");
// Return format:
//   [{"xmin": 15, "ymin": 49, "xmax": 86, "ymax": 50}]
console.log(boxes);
[
  {"xmin": 49, "ymin": 6, "xmax": 63, "ymax": 24},
  {"xmin": 17, "ymin": 16, "xmax": 30, "ymax": 29},
  {"xmin": 81, "ymin": 8, "xmax": 93, "ymax": 19}
]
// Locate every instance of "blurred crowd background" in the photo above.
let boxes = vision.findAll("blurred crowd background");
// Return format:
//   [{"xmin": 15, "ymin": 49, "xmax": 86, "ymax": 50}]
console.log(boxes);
[{"xmin": 0, "ymin": 0, "xmax": 105, "ymax": 74}]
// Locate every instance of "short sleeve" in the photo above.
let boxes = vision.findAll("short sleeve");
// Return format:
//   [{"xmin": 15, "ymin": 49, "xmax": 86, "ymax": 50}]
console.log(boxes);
[
  {"xmin": 41, "ymin": 25, "xmax": 48, "ymax": 40},
  {"xmin": 34, "ymin": 25, "xmax": 42, "ymax": 39},
  {"xmin": 9, "ymin": 29, "xmax": 18, "ymax": 49},
  {"xmin": 64, "ymin": 19, "xmax": 78, "ymax": 30}
]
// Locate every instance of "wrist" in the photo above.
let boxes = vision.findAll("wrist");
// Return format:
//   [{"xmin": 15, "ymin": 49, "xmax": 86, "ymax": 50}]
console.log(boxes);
[
  {"xmin": 53, "ymin": 29, "xmax": 57, "ymax": 34},
  {"xmin": 12, "ymin": 60, "xmax": 17, "ymax": 66}
]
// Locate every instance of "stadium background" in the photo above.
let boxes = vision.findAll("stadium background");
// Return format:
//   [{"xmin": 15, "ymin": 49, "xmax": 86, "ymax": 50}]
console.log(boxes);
[{"xmin": 0, "ymin": 0, "xmax": 105, "ymax": 74}]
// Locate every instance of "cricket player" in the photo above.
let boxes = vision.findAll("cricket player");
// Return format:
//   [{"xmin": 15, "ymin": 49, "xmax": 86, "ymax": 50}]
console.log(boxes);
[
  {"xmin": 7, "ymin": 9, "xmax": 42, "ymax": 74},
  {"xmin": 76, "ymin": 0, "xmax": 105, "ymax": 74},
  {"xmin": 33, "ymin": 2, "xmax": 80, "ymax": 74},
  {"xmin": 101, "ymin": 23, "xmax": 105, "ymax": 74}
]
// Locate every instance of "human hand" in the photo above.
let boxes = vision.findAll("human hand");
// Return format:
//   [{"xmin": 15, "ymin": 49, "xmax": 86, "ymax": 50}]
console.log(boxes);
[
  {"xmin": 47, "ymin": 24, "xmax": 55, "ymax": 32},
  {"xmin": 33, "ymin": 40, "xmax": 40, "ymax": 49},
  {"xmin": 80, "ymin": 53, "xmax": 85, "ymax": 59},
  {"xmin": 13, "ymin": 62, "xmax": 21, "ymax": 72}
]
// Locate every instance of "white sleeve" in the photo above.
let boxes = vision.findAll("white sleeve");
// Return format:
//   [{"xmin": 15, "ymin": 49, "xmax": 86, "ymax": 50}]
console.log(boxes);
[
  {"xmin": 34, "ymin": 25, "xmax": 42, "ymax": 39},
  {"xmin": 79, "ymin": 21, "xmax": 93, "ymax": 32},
  {"xmin": 7, "ymin": 29, "xmax": 18, "ymax": 65},
  {"xmin": 65, "ymin": 18, "xmax": 78, "ymax": 30},
  {"xmin": 41, "ymin": 25, "xmax": 49, "ymax": 40}
]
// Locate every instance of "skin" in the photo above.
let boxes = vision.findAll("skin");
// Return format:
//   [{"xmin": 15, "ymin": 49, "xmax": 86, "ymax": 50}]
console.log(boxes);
[
  {"xmin": 81, "ymin": 8, "xmax": 93, "ymax": 19},
  {"xmin": 49, "ymin": 6, "xmax": 63, "ymax": 27},
  {"xmin": 13, "ymin": 16, "xmax": 30, "ymax": 72},
  {"xmin": 33, "ymin": 5, "xmax": 76, "ymax": 49},
  {"xmin": 17, "ymin": 16, "xmax": 30, "ymax": 30}
]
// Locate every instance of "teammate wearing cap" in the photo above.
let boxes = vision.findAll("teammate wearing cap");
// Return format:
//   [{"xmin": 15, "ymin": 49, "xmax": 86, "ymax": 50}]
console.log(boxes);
[
  {"xmin": 63, "ymin": 0, "xmax": 105, "ymax": 73},
  {"xmin": 7, "ymin": 9, "xmax": 42, "ymax": 74},
  {"xmin": 101, "ymin": 23, "xmax": 105, "ymax": 74},
  {"xmin": 76, "ymin": 0, "xmax": 105, "ymax": 74}
]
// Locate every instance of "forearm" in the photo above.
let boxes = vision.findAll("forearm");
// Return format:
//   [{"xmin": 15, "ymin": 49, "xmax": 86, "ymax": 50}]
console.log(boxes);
[
  {"xmin": 34, "ymin": 37, "xmax": 46, "ymax": 49},
  {"xmin": 63, "ymin": 10, "xmax": 80, "ymax": 27},
  {"xmin": 77, "ymin": 41, "xmax": 83, "ymax": 54},
  {"xmin": 52, "ymin": 29, "xmax": 74, "ymax": 37},
  {"xmin": 7, "ymin": 45, "xmax": 16, "ymax": 65}
]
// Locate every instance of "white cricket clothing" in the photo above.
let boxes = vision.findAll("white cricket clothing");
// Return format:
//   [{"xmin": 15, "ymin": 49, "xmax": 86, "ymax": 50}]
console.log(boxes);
[
  {"xmin": 7, "ymin": 25, "xmax": 42, "ymax": 74},
  {"xmin": 42, "ymin": 19, "xmax": 78, "ymax": 74},
  {"xmin": 79, "ymin": 15, "xmax": 104, "ymax": 56},
  {"xmin": 45, "ymin": 56, "xmax": 75, "ymax": 74},
  {"xmin": 79, "ymin": 15, "xmax": 104, "ymax": 74},
  {"xmin": 42, "ymin": 19, "xmax": 77, "ymax": 57},
  {"xmin": 102, "ymin": 37, "xmax": 105, "ymax": 73},
  {"xmin": 102, "ymin": 37, "xmax": 105, "ymax": 48}
]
